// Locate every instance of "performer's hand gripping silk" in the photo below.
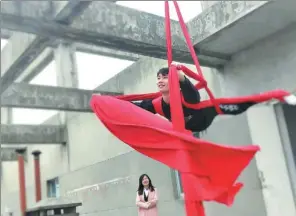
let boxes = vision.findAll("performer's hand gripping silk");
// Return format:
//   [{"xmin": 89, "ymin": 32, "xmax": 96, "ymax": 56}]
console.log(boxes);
[{"xmin": 90, "ymin": 1, "xmax": 296, "ymax": 216}]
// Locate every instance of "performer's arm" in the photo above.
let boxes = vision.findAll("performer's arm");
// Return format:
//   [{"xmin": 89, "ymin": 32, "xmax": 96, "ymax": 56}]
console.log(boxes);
[
  {"xmin": 132, "ymin": 100, "xmax": 156, "ymax": 114},
  {"xmin": 179, "ymin": 74, "xmax": 201, "ymax": 104}
]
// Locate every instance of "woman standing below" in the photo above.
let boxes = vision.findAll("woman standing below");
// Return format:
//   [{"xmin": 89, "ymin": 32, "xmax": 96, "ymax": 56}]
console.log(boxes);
[{"xmin": 136, "ymin": 174, "xmax": 158, "ymax": 216}]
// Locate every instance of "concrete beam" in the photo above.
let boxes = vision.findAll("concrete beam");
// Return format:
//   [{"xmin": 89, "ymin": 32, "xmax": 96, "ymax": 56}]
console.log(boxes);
[
  {"xmin": 187, "ymin": 1, "xmax": 296, "ymax": 54},
  {"xmin": 0, "ymin": 1, "xmax": 228, "ymax": 67},
  {"xmin": 1, "ymin": 124, "xmax": 66, "ymax": 144},
  {"xmin": 1, "ymin": 83, "xmax": 121, "ymax": 112},
  {"xmin": 0, "ymin": 1, "xmax": 92, "ymax": 94},
  {"xmin": 1, "ymin": 108, "xmax": 13, "ymax": 124},
  {"xmin": 74, "ymin": 43, "xmax": 141, "ymax": 61},
  {"xmin": 1, "ymin": 147, "xmax": 27, "ymax": 161},
  {"xmin": 187, "ymin": 1, "xmax": 267, "ymax": 45},
  {"xmin": 0, "ymin": 29, "xmax": 13, "ymax": 39}
]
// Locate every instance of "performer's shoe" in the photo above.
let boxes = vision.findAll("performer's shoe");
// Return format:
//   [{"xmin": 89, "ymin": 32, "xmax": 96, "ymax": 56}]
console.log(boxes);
[{"xmin": 284, "ymin": 95, "xmax": 296, "ymax": 105}]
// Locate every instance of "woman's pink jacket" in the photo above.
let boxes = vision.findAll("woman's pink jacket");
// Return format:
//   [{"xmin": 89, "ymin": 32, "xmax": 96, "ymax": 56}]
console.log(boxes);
[{"xmin": 136, "ymin": 188, "xmax": 158, "ymax": 216}]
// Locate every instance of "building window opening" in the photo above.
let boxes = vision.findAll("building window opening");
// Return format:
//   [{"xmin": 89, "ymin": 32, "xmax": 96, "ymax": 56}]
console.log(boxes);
[{"xmin": 47, "ymin": 177, "xmax": 60, "ymax": 198}]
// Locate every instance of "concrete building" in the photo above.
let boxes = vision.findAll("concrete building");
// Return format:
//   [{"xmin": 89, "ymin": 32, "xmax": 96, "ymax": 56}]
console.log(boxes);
[{"xmin": 1, "ymin": 1, "xmax": 296, "ymax": 216}]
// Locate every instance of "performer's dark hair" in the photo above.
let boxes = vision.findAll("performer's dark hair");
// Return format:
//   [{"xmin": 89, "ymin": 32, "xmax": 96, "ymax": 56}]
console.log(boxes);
[
  {"xmin": 137, "ymin": 174, "xmax": 155, "ymax": 195},
  {"xmin": 157, "ymin": 67, "xmax": 169, "ymax": 76}
]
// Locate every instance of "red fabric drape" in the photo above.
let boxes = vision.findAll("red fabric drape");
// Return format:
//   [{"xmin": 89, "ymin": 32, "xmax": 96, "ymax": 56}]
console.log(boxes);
[
  {"xmin": 91, "ymin": 68, "xmax": 262, "ymax": 215},
  {"xmin": 90, "ymin": 88, "xmax": 259, "ymax": 205}
]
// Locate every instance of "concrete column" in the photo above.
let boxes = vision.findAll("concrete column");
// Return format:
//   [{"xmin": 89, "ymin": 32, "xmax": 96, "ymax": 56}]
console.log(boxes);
[
  {"xmin": 54, "ymin": 42, "xmax": 79, "ymax": 171},
  {"xmin": 54, "ymin": 42, "xmax": 79, "ymax": 125},
  {"xmin": 54, "ymin": 42, "xmax": 79, "ymax": 89},
  {"xmin": 32, "ymin": 150, "xmax": 42, "ymax": 202},
  {"xmin": 274, "ymin": 104, "xmax": 296, "ymax": 204},
  {"xmin": 1, "ymin": 108, "xmax": 13, "ymax": 124},
  {"xmin": 247, "ymin": 105, "xmax": 296, "ymax": 216}
]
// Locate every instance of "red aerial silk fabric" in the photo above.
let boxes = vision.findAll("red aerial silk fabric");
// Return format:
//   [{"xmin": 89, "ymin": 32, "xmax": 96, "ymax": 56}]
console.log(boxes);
[
  {"xmin": 90, "ymin": 92, "xmax": 260, "ymax": 200},
  {"xmin": 90, "ymin": 1, "xmax": 292, "ymax": 216},
  {"xmin": 90, "ymin": 76, "xmax": 259, "ymax": 207},
  {"xmin": 91, "ymin": 69, "xmax": 290, "ymax": 215}
]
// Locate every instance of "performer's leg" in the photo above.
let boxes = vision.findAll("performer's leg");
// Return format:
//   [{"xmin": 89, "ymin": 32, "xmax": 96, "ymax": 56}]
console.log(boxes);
[
  {"xmin": 187, "ymin": 102, "xmax": 257, "ymax": 132},
  {"xmin": 218, "ymin": 101, "xmax": 256, "ymax": 115},
  {"xmin": 284, "ymin": 94, "xmax": 296, "ymax": 105},
  {"xmin": 186, "ymin": 108, "xmax": 217, "ymax": 132}
]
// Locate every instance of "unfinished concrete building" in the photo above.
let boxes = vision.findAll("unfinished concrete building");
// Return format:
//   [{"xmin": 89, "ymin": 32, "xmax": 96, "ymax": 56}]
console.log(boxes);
[{"xmin": 1, "ymin": 1, "xmax": 296, "ymax": 216}]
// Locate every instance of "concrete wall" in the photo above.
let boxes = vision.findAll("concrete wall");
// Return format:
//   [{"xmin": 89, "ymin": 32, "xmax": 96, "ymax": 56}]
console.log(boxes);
[
  {"xmin": 221, "ymin": 25, "xmax": 296, "ymax": 96},
  {"xmin": 247, "ymin": 106, "xmax": 296, "ymax": 216},
  {"xmin": 58, "ymin": 151, "xmax": 186, "ymax": 216},
  {"xmin": 202, "ymin": 114, "xmax": 267, "ymax": 216},
  {"xmin": 221, "ymin": 25, "xmax": 296, "ymax": 216}
]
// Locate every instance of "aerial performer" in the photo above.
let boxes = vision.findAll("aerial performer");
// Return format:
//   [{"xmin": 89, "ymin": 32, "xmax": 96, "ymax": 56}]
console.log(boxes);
[
  {"xmin": 131, "ymin": 66, "xmax": 296, "ymax": 132},
  {"xmin": 132, "ymin": 66, "xmax": 273, "ymax": 132},
  {"xmin": 90, "ymin": 1, "xmax": 296, "ymax": 216}
]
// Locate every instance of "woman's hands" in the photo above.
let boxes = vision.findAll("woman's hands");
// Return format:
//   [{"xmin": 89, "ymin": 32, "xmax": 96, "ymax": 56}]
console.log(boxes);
[
  {"xmin": 145, "ymin": 198, "xmax": 157, "ymax": 209},
  {"xmin": 145, "ymin": 202, "xmax": 151, "ymax": 209}
]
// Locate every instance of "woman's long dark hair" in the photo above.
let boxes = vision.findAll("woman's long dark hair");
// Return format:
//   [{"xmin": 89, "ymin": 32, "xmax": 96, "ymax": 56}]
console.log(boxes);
[{"xmin": 137, "ymin": 174, "xmax": 155, "ymax": 195}]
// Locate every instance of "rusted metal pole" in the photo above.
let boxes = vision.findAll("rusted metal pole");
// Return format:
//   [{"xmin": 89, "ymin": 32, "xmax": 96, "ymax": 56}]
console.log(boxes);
[
  {"xmin": 16, "ymin": 149, "xmax": 27, "ymax": 216},
  {"xmin": 32, "ymin": 150, "xmax": 42, "ymax": 202}
]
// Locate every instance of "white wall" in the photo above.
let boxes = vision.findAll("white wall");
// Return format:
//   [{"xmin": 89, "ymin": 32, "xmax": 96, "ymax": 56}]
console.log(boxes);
[{"xmin": 247, "ymin": 106, "xmax": 296, "ymax": 216}]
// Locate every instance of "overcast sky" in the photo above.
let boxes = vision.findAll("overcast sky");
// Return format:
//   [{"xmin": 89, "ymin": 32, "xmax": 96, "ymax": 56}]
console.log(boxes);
[{"xmin": 1, "ymin": 1, "xmax": 202, "ymax": 125}]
